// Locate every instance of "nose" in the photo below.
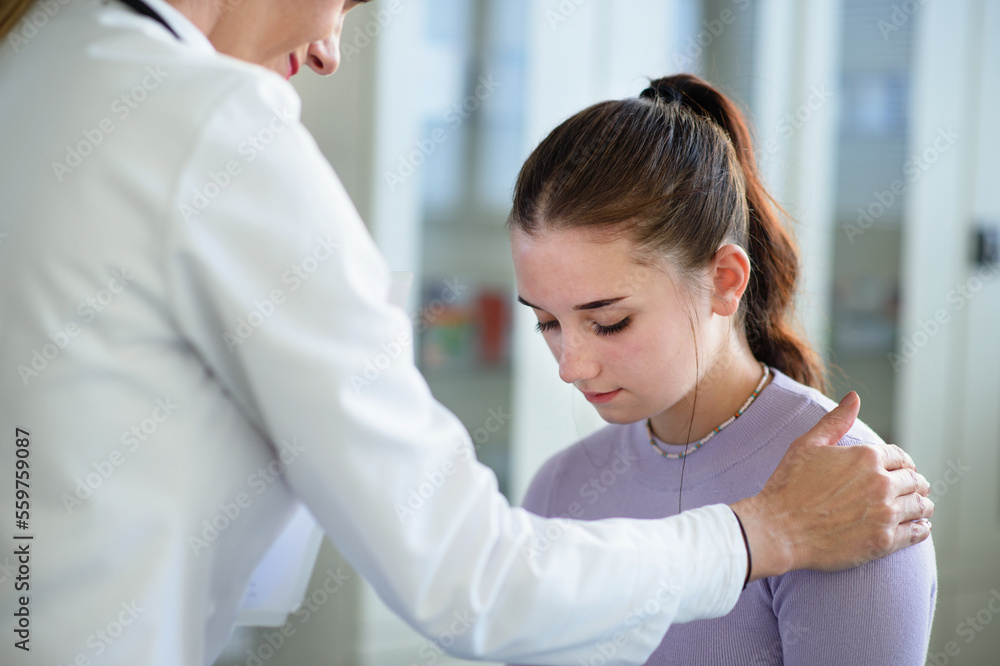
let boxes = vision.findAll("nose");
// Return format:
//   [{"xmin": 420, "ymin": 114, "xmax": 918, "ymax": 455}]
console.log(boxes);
[
  {"xmin": 306, "ymin": 36, "xmax": 340, "ymax": 76},
  {"xmin": 556, "ymin": 332, "xmax": 599, "ymax": 385}
]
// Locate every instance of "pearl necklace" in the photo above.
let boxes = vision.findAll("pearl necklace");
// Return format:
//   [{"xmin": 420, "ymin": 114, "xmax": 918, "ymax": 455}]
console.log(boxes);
[{"xmin": 646, "ymin": 363, "xmax": 769, "ymax": 459}]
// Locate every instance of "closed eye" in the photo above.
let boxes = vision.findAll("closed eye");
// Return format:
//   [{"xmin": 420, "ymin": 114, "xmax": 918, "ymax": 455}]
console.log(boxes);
[
  {"xmin": 594, "ymin": 316, "xmax": 631, "ymax": 337},
  {"xmin": 535, "ymin": 317, "xmax": 632, "ymax": 336}
]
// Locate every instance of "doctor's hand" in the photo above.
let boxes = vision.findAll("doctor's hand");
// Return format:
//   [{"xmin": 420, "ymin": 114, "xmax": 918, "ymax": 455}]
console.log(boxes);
[{"xmin": 730, "ymin": 391, "xmax": 933, "ymax": 581}]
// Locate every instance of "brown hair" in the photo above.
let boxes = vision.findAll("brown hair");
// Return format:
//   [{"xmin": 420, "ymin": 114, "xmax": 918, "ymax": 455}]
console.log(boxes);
[
  {"xmin": 509, "ymin": 73, "xmax": 826, "ymax": 391},
  {"xmin": 1, "ymin": 0, "xmax": 35, "ymax": 42}
]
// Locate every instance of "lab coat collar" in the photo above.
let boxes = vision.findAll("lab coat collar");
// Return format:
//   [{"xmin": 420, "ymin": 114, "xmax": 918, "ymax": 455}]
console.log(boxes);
[{"xmin": 125, "ymin": 0, "xmax": 218, "ymax": 56}]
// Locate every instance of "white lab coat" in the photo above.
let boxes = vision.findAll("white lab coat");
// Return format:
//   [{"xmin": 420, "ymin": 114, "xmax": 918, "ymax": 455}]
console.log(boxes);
[{"xmin": 0, "ymin": 1, "xmax": 745, "ymax": 663}]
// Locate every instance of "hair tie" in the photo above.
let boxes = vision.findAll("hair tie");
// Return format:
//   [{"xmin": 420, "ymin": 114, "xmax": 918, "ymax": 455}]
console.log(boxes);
[
  {"xmin": 639, "ymin": 81, "xmax": 681, "ymax": 105},
  {"xmin": 641, "ymin": 79, "xmax": 732, "ymax": 141}
]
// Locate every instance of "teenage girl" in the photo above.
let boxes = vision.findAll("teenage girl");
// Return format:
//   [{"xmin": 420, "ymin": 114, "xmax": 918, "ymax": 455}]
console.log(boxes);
[{"xmin": 509, "ymin": 74, "xmax": 936, "ymax": 665}]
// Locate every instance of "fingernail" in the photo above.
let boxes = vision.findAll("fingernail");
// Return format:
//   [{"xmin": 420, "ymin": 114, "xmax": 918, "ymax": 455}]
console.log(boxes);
[{"xmin": 839, "ymin": 391, "xmax": 858, "ymax": 408}]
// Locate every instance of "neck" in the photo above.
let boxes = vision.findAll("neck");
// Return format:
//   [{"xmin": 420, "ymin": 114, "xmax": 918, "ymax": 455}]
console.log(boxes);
[
  {"xmin": 207, "ymin": 4, "xmax": 270, "ymax": 65},
  {"xmin": 162, "ymin": 0, "xmax": 225, "ymax": 35},
  {"xmin": 648, "ymin": 336, "xmax": 767, "ymax": 444}
]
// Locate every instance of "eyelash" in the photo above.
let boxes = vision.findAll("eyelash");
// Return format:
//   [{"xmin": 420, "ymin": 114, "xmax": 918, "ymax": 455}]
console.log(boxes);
[
  {"xmin": 595, "ymin": 316, "xmax": 632, "ymax": 336},
  {"xmin": 535, "ymin": 316, "xmax": 632, "ymax": 337}
]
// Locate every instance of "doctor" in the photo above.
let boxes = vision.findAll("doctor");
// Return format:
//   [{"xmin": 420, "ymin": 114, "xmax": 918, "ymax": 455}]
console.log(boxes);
[{"xmin": 0, "ymin": 0, "xmax": 932, "ymax": 664}]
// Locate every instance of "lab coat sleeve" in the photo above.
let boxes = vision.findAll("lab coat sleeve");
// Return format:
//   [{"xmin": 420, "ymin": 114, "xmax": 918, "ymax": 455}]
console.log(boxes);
[{"xmin": 160, "ymin": 72, "xmax": 747, "ymax": 664}]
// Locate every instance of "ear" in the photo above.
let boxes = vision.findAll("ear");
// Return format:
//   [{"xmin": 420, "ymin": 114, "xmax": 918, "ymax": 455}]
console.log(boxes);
[{"xmin": 710, "ymin": 244, "xmax": 751, "ymax": 317}]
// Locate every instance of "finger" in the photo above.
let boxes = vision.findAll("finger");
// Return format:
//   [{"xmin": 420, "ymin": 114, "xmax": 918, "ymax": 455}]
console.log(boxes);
[
  {"xmin": 877, "ymin": 442, "xmax": 917, "ymax": 471},
  {"xmin": 894, "ymin": 491, "xmax": 935, "ymax": 523},
  {"xmin": 893, "ymin": 516, "xmax": 932, "ymax": 553},
  {"xmin": 887, "ymin": 467, "xmax": 930, "ymax": 498},
  {"xmin": 808, "ymin": 392, "xmax": 860, "ymax": 446}
]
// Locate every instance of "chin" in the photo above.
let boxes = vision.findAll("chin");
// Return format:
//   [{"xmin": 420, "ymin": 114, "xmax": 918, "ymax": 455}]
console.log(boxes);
[{"xmin": 591, "ymin": 403, "xmax": 645, "ymax": 426}]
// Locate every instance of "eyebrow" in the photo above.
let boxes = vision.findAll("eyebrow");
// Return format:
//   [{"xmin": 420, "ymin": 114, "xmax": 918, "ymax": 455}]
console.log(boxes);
[{"xmin": 516, "ymin": 296, "xmax": 628, "ymax": 311}]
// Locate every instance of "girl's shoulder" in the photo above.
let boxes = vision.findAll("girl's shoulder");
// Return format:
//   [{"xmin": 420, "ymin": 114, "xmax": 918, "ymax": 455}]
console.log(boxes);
[
  {"xmin": 764, "ymin": 368, "xmax": 885, "ymax": 448},
  {"xmin": 520, "ymin": 422, "xmax": 637, "ymax": 516}
]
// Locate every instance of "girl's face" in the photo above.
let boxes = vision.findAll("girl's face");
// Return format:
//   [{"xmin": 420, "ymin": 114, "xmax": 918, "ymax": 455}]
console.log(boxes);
[{"xmin": 511, "ymin": 226, "xmax": 721, "ymax": 426}]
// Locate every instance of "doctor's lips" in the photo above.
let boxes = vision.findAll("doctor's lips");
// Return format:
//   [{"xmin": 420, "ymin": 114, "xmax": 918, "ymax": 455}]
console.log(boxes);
[
  {"xmin": 286, "ymin": 52, "xmax": 301, "ymax": 80},
  {"xmin": 581, "ymin": 388, "xmax": 622, "ymax": 404}
]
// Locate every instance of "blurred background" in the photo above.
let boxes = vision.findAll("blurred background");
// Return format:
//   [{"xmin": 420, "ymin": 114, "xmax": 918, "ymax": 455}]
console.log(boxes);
[{"xmin": 214, "ymin": 0, "xmax": 1000, "ymax": 663}]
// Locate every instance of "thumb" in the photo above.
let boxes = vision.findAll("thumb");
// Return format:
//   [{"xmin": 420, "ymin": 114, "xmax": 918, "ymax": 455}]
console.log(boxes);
[{"xmin": 809, "ymin": 391, "xmax": 860, "ymax": 446}]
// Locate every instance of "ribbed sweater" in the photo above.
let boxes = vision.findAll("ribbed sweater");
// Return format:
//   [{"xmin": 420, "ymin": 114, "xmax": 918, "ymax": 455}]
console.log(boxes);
[{"xmin": 519, "ymin": 368, "xmax": 936, "ymax": 665}]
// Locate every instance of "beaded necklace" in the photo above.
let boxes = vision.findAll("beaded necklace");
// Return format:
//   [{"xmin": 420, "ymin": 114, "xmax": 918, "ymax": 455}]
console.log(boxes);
[{"xmin": 646, "ymin": 362, "xmax": 769, "ymax": 459}]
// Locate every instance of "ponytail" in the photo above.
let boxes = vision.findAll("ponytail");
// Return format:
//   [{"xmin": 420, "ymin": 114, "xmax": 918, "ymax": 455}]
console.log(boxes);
[
  {"xmin": 511, "ymin": 73, "xmax": 827, "ymax": 392},
  {"xmin": 643, "ymin": 75, "xmax": 826, "ymax": 391},
  {"xmin": 1, "ymin": 0, "xmax": 35, "ymax": 43}
]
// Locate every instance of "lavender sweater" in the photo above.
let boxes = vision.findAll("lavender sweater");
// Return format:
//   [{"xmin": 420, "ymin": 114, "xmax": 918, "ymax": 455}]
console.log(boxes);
[{"xmin": 519, "ymin": 368, "xmax": 936, "ymax": 665}]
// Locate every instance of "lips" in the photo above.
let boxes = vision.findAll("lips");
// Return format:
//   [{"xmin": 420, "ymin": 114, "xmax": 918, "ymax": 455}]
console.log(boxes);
[
  {"xmin": 286, "ymin": 52, "xmax": 300, "ymax": 80},
  {"xmin": 582, "ymin": 389, "xmax": 621, "ymax": 404}
]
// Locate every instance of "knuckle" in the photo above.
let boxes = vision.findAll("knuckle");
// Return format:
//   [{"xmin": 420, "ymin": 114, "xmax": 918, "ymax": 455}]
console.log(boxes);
[
  {"xmin": 874, "ymin": 529, "xmax": 895, "ymax": 554},
  {"xmin": 858, "ymin": 445, "xmax": 881, "ymax": 467},
  {"xmin": 874, "ymin": 473, "xmax": 893, "ymax": 498}
]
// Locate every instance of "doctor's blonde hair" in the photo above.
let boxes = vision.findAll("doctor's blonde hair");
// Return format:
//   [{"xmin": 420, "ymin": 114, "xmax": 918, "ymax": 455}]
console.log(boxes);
[
  {"xmin": 1, "ymin": 0, "xmax": 35, "ymax": 41},
  {"xmin": 509, "ymin": 74, "xmax": 826, "ymax": 392}
]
